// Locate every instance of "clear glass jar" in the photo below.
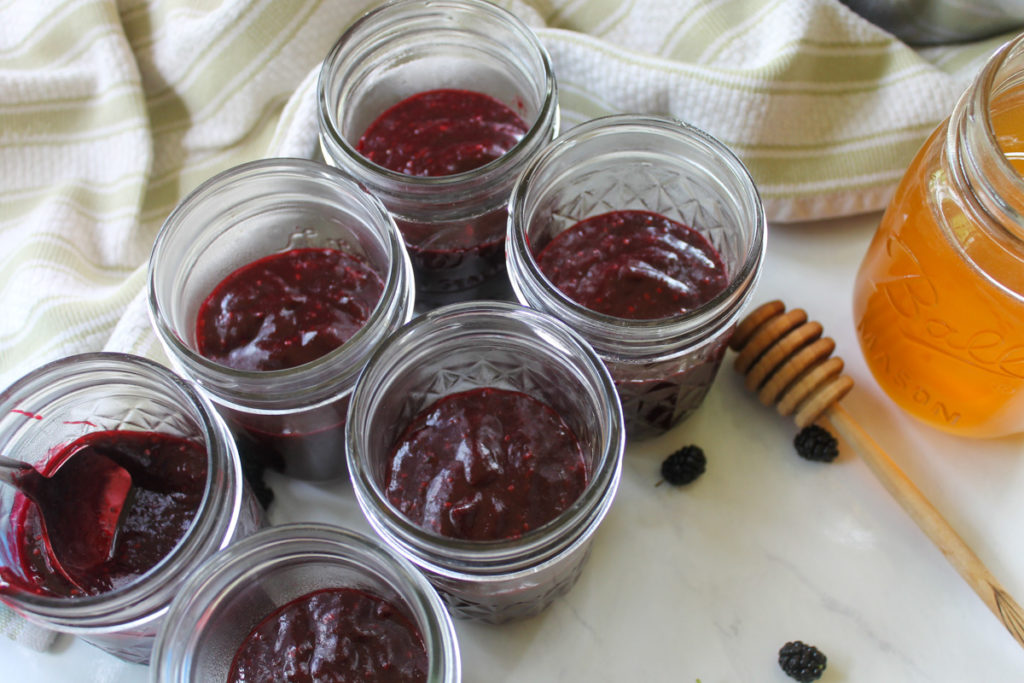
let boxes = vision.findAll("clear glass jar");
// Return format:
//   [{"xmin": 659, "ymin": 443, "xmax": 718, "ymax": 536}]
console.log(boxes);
[
  {"xmin": 346, "ymin": 301, "xmax": 624, "ymax": 623},
  {"xmin": 148, "ymin": 157, "xmax": 415, "ymax": 480},
  {"xmin": 853, "ymin": 33, "xmax": 1024, "ymax": 438},
  {"xmin": 317, "ymin": 0, "xmax": 559, "ymax": 309},
  {"xmin": 507, "ymin": 115, "xmax": 767, "ymax": 439},
  {"xmin": 151, "ymin": 523, "xmax": 460, "ymax": 682},
  {"xmin": 0, "ymin": 353, "xmax": 262, "ymax": 663}
]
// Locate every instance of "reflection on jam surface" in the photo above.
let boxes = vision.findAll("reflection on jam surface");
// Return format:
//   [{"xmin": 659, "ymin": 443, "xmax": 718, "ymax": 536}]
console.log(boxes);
[
  {"xmin": 196, "ymin": 247, "xmax": 384, "ymax": 372},
  {"xmin": 228, "ymin": 587, "xmax": 427, "ymax": 683},
  {"xmin": 357, "ymin": 89, "xmax": 529, "ymax": 300},
  {"xmin": 536, "ymin": 210, "xmax": 728, "ymax": 320},
  {"xmin": 2, "ymin": 430, "xmax": 207, "ymax": 597},
  {"xmin": 385, "ymin": 387, "xmax": 588, "ymax": 541}
]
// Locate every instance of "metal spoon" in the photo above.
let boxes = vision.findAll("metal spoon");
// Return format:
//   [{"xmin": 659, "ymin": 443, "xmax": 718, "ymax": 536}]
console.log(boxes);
[{"xmin": 0, "ymin": 447, "xmax": 134, "ymax": 591}]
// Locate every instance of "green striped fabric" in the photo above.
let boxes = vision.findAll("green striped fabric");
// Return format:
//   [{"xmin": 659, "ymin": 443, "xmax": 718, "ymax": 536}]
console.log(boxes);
[{"xmin": 0, "ymin": 0, "xmax": 1014, "ymax": 648}]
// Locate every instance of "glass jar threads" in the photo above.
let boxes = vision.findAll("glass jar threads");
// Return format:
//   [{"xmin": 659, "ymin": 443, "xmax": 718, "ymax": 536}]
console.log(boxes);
[
  {"xmin": 507, "ymin": 115, "xmax": 766, "ymax": 439},
  {"xmin": 151, "ymin": 523, "xmax": 460, "ymax": 682},
  {"xmin": 346, "ymin": 302, "xmax": 623, "ymax": 623},
  {"xmin": 317, "ymin": 0, "xmax": 559, "ymax": 308},
  {"xmin": 853, "ymin": 32, "xmax": 1024, "ymax": 438},
  {"xmin": 0, "ymin": 353, "xmax": 261, "ymax": 663},
  {"xmin": 148, "ymin": 157, "xmax": 414, "ymax": 480}
]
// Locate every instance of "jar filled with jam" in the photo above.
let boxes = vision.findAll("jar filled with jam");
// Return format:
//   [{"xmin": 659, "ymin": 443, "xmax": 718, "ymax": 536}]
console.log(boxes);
[
  {"xmin": 507, "ymin": 115, "xmax": 766, "ymax": 439},
  {"xmin": 346, "ymin": 302, "xmax": 624, "ymax": 623},
  {"xmin": 853, "ymin": 33, "xmax": 1024, "ymax": 438},
  {"xmin": 152, "ymin": 523, "xmax": 460, "ymax": 682},
  {"xmin": 0, "ymin": 353, "xmax": 262, "ymax": 663},
  {"xmin": 317, "ymin": 0, "xmax": 559, "ymax": 308},
  {"xmin": 148, "ymin": 158, "xmax": 415, "ymax": 480}
]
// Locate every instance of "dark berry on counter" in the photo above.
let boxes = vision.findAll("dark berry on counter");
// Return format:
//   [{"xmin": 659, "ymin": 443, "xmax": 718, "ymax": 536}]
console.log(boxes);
[
  {"xmin": 778, "ymin": 640, "xmax": 827, "ymax": 682},
  {"xmin": 660, "ymin": 445, "xmax": 706, "ymax": 486},
  {"xmin": 793, "ymin": 424, "xmax": 839, "ymax": 463}
]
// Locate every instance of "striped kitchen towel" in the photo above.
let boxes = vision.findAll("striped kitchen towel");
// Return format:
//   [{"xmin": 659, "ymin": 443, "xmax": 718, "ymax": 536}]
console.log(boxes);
[{"xmin": 0, "ymin": 0, "xmax": 1013, "ymax": 650}]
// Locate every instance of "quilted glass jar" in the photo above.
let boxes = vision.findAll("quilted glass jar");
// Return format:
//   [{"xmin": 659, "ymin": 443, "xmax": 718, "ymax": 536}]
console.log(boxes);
[
  {"xmin": 507, "ymin": 115, "xmax": 766, "ymax": 438},
  {"xmin": 318, "ymin": 0, "xmax": 558, "ymax": 308},
  {"xmin": 346, "ymin": 302, "xmax": 623, "ymax": 622}
]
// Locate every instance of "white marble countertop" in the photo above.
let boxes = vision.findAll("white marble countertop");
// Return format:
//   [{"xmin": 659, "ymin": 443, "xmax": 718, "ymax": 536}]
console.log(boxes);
[{"xmin": 4, "ymin": 211, "xmax": 1024, "ymax": 681}]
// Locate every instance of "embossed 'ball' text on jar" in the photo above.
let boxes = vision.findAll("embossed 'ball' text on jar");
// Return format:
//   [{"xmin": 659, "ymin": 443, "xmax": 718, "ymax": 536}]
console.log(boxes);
[
  {"xmin": 853, "ymin": 33, "xmax": 1024, "ymax": 438},
  {"xmin": 317, "ymin": 0, "xmax": 559, "ymax": 308},
  {"xmin": 507, "ymin": 115, "xmax": 767, "ymax": 439},
  {"xmin": 0, "ymin": 353, "xmax": 262, "ymax": 664},
  {"xmin": 346, "ymin": 302, "xmax": 624, "ymax": 623},
  {"xmin": 148, "ymin": 158, "xmax": 415, "ymax": 481}
]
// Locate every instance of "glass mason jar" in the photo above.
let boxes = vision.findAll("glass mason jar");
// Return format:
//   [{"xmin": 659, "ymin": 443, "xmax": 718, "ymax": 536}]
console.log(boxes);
[
  {"xmin": 151, "ymin": 523, "xmax": 460, "ymax": 682},
  {"xmin": 148, "ymin": 158, "xmax": 415, "ymax": 480},
  {"xmin": 0, "ymin": 353, "xmax": 262, "ymax": 664},
  {"xmin": 853, "ymin": 33, "xmax": 1024, "ymax": 439},
  {"xmin": 346, "ymin": 302, "xmax": 624, "ymax": 623},
  {"xmin": 507, "ymin": 115, "xmax": 767, "ymax": 439},
  {"xmin": 317, "ymin": 0, "xmax": 559, "ymax": 309}
]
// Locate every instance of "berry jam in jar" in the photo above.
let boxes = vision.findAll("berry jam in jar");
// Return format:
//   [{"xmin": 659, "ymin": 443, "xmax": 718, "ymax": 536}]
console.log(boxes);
[
  {"xmin": 8, "ymin": 430, "xmax": 206, "ymax": 598},
  {"xmin": 347, "ymin": 302, "xmax": 623, "ymax": 623},
  {"xmin": 152, "ymin": 524, "xmax": 460, "ymax": 683},
  {"xmin": 228, "ymin": 587, "xmax": 428, "ymax": 683},
  {"xmin": 508, "ymin": 115, "xmax": 765, "ymax": 438},
  {"xmin": 0, "ymin": 353, "xmax": 261, "ymax": 664},
  {"xmin": 318, "ymin": 0, "xmax": 558, "ymax": 308},
  {"xmin": 535, "ymin": 210, "xmax": 728, "ymax": 320},
  {"xmin": 385, "ymin": 387, "xmax": 588, "ymax": 542},
  {"xmin": 149, "ymin": 158, "xmax": 414, "ymax": 481}
]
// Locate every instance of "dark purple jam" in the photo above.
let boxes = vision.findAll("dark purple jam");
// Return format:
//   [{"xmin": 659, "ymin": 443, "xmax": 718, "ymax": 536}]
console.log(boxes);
[
  {"xmin": 228, "ymin": 587, "xmax": 428, "ymax": 683},
  {"xmin": 3, "ymin": 430, "xmax": 207, "ymax": 597},
  {"xmin": 195, "ymin": 247, "xmax": 384, "ymax": 479},
  {"xmin": 357, "ymin": 89, "xmax": 530, "ymax": 303},
  {"xmin": 385, "ymin": 387, "xmax": 588, "ymax": 541},
  {"xmin": 536, "ymin": 210, "xmax": 731, "ymax": 437},
  {"xmin": 535, "ymin": 210, "xmax": 728, "ymax": 319},
  {"xmin": 196, "ymin": 247, "xmax": 383, "ymax": 371}
]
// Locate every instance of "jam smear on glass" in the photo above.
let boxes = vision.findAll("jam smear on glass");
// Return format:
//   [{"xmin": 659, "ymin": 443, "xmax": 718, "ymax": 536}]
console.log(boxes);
[{"xmin": 196, "ymin": 247, "xmax": 384, "ymax": 372}]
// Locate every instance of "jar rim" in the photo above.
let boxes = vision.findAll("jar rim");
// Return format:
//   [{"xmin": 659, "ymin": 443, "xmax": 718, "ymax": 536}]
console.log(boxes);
[
  {"xmin": 345, "ymin": 301, "xmax": 624, "ymax": 575},
  {"xmin": 950, "ymin": 32, "xmax": 1024, "ymax": 244},
  {"xmin": 0, "ymin": 352, "xmax": 244, "ymax": 630},
  {"xmin": 147, "ymin": 157, "xmax": 414, "ymax": 409},
  {"xmin": 315, "ymin": 0, "xmax": 559, "ymax": 207},
  {"xmin": 507, "ymin": 114, "xmax": 767, "ymax": 357},
  {"xmin": 151, "ymin": 523, "xmax": 461, "ymax": 683}
]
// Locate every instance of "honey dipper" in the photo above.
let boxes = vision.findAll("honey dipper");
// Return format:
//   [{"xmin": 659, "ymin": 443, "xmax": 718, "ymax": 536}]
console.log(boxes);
[{"xmin": 729, "ymin": 300, "xmax": 1024, "ymax": 650}]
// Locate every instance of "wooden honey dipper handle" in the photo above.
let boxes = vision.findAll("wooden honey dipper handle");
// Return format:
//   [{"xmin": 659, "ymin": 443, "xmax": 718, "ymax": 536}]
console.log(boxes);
[{"xmin": 730, "ymin": 300, "xmax": 1024, "ymax": 650}]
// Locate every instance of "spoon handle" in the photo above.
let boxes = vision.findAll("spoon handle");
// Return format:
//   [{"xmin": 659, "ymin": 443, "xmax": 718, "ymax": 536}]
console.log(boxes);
[
  {"xmin": 827, "ymin": 404, "xmax": 1024, "ymax": 650},
  {"xmin": 730, "ymin": 299, "xmax": 1024, "ymax": 651},
  {"xmin": 0, "ymin": 455, "xmax": 34, "ymax": 488}
]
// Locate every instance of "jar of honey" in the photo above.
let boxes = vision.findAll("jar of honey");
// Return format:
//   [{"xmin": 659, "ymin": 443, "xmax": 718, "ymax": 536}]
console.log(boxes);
[{"xmin": 852, "ymin": 33, "xmax": 1024, "ymax": 438}]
